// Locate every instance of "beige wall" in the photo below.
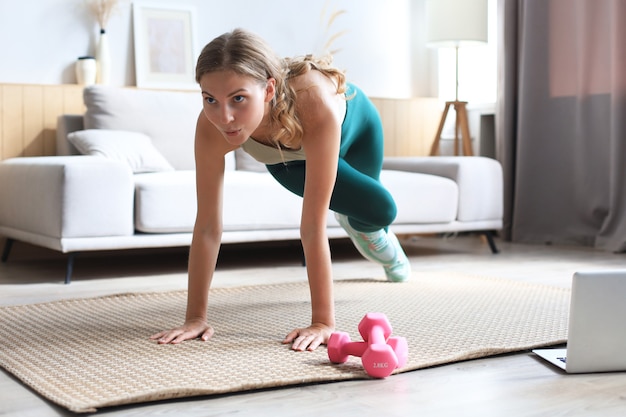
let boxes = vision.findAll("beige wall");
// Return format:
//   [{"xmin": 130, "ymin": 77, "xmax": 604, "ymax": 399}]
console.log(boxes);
[{"xmin": 0, "ymin": 83, "xmax": 440, "ymax": 161}]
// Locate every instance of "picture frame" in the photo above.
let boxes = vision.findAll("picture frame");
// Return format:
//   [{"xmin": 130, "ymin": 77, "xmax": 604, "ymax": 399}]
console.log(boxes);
[{"xmin": 132, "ymin": 1, "xmax": 198, "ymax": 90}]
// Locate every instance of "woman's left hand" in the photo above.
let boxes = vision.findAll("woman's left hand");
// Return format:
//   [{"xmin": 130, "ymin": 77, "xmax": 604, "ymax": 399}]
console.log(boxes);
[{"xmin": 283, "ymin": 323, "xmax": 334, "ymax": 351}]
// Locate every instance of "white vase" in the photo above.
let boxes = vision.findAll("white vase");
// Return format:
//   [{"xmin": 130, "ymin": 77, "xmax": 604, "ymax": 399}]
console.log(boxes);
[
  {"xmin": 96, "ymin": 29, "xmax": 111, "ymax": 85},
  {"xmin": 75, "ymin": 56, "xmax": 97, "ymax": 86}
]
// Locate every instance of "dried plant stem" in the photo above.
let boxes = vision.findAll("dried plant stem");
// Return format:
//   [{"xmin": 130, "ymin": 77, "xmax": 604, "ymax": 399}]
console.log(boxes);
[
  {"xmin": 319, "ymin": 2, "xmax": 347, "ymax": 56},
  {"xmin": 88, "ymin": 0, "xmax": 120, "ymax": 30}
]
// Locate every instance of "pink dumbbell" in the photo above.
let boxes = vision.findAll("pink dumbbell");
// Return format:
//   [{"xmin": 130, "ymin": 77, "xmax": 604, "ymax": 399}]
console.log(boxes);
[{"xmin": 327, "ymin": 312, "xmax": 408, "ymax": 378}]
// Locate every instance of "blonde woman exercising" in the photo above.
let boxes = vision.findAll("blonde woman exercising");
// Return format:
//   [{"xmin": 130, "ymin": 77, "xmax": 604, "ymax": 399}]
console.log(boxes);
[{"xmin": 151, "ymin": 29, "xmax": 411, "ymax": 352}]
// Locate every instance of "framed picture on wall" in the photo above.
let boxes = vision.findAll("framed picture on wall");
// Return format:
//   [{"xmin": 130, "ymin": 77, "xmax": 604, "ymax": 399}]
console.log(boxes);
[{"xmin": 132, "ymin": 1, "xmax": 198, "ymax": 90}]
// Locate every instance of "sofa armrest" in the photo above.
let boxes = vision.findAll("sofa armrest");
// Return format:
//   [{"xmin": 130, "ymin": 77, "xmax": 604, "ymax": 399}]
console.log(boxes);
[
  {"xmin": 383, "ymin": 156, "xmax": 503, "ymax": 223},
  {"xmin": 0, "ymin": 156, "xmax": 134, "ymax": 239}
]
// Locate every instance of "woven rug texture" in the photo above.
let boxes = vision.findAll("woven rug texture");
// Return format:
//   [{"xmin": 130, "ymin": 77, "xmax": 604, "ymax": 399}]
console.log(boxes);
[{"xmin": 0, "ymin": 273, "xmax": 569, "ymax": 413}]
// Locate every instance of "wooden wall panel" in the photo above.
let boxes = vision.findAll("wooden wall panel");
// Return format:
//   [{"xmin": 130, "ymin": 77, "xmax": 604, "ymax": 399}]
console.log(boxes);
[
  {"xmin": 23, "ymin": 85, "xmax": 45, "ymax": 156},
  {"xmin": 0, "ymin": 84, "xmax": 84, "ymax": 161},
  {"xmin": 0, "ymin": 83, "xmax": 441, "ymax": 161},
  {"xmin": 1, "ymin": 85, "xmax": 24, "ymax": 160},
  {"xmin": 410, "ymin": 98, "xmax": 444, "ymax": 156},
  {"xmin": 370, "ymin": 97, "xmax": 441, "ymax": 157},
  {"xmin": 43, "ymin": 85, "xmax": 66, "ymax": 156}
]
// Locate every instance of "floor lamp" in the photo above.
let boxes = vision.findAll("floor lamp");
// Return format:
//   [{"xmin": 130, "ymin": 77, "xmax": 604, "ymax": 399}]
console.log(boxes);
[{"xmin": 426, "ymin": 0, "xmax": 488, "ymax": 156}]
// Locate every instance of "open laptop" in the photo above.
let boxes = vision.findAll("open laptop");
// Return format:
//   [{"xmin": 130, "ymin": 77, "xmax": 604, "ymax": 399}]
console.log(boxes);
[{"xmin": 533, "ymin": 270, "xmax": 626, "ymax": 373}]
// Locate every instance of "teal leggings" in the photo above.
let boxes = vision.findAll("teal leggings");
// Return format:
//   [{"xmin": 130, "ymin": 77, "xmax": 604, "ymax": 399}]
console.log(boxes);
[{"xmin": 266, "ymin": 84, "xmax": 396, "ymax": 233}]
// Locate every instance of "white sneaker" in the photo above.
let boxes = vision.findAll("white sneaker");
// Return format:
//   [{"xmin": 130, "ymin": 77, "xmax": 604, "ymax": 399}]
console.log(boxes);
[
  {"xmin": 335, "ymin": 213, "xmax": 411, "ymax": 282},
  {"xmin": 383, "ymin": 231, "xmax": 412, "ymax": 282}
]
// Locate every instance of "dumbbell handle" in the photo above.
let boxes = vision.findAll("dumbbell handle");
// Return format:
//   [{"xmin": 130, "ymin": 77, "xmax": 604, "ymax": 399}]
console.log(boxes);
[
  {"xmin": 338, "ymin": 340, "xmax": 368, "ymax": 358},
  {"xmin": 333, "ymin": 337, "xmax": 406, "ymax": 360},
  {"xmin": 330, "ymin": 325, "xmax": 391, "ymax": 360},
  {"xmin": 339, "ymin": 326, "xmax": 387, "ymax": 357},
  {"xmin": 368, "ymin": 325, "xmax": 388, "ymax": 346}
]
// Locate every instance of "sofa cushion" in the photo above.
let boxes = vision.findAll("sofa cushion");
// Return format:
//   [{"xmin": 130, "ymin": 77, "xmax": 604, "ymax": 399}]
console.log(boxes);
[
  {"xmin": 380, "ymin": 170, "xmax": 458, "ymax": 224},
  {"xmin": 83, "ymin": 86, "xmax": 200, "ymax": 170},
  {"xmin": 133, "ymin": 170, "xmax": 304, "ymax": 233},
  {"xmin": 221, "ymin": 171, "xmax": 303, "ymax": 230},
  {"xmin": 133, "ymin": 169, "xmax": 458, "ymax": 234},
  {"xmin": 68, "ymin": 129, "xmax": 174, "ymax": 173},
  {"xmin": 134, "ymin": 171, "xmax": 196, "ymax": 233}
]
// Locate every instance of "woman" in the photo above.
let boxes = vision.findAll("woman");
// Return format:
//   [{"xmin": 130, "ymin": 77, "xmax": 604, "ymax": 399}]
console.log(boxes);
[{"xmin": 151, "ymin": 29, "xmax": 411, "ymax": 352}]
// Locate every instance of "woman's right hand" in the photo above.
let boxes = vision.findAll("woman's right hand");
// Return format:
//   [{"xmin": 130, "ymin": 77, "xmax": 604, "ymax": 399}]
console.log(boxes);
[{"xmin": 150, "ymin": 318, "xmax": 214, "ymax": 344}]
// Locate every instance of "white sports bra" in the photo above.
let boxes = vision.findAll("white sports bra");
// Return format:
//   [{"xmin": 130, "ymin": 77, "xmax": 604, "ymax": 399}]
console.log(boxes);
[
  {"xmin": 239, "ymin": 138, "xmax": 307, "ymax": 165},
  {"xmin": 240, "ymin": 88, "xmax": 347, "ymax": 165}
]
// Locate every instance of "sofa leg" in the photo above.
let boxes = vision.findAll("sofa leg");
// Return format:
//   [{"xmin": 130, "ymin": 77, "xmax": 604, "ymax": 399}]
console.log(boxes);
[
  {"xmin": 482, "ymin": 231, "xmax": 500, "ymax": 254},
  {"xmin": 65, "ymin": 253, "xmax": 77, "ymax": 285},
  {"xmin": 1, "ymin": 238, "xmax": 14, "ymax": 262},
  {"xmin": 2, "ymin": 240, "xmax": 78, "ymax": 283}
]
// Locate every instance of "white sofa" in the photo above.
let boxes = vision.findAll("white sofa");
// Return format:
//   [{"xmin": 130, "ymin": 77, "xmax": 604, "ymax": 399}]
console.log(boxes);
[{"xmin": 0, "ymin": 86, "xmax": 503, "ymax": 283}]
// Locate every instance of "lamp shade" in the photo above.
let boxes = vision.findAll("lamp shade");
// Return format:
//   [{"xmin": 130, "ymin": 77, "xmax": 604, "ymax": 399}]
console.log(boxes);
[{"xmin": 426, "ymin": 0, "xmax": 488, "ymax": 48}]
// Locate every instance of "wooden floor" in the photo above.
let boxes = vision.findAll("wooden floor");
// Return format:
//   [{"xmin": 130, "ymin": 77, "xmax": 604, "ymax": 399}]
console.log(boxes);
[{"xmin": 1, "ymin": 235, "xmax": 626, "ymax": 416}]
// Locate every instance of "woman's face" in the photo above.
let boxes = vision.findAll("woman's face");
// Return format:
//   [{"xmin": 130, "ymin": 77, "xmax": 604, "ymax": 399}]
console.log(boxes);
[{"xmin": 199, "ymin": 70, "xmax": 275, "ymax": 146}]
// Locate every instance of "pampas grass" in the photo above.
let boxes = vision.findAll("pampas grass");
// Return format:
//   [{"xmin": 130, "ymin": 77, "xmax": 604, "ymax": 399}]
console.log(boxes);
[
  {"xmin": 318, "ymin": 1, "xmax": 348, "ymax": 56},
  {"xmin": 87, "ymin": 0, "xmax": 121, "ymax": 30}
]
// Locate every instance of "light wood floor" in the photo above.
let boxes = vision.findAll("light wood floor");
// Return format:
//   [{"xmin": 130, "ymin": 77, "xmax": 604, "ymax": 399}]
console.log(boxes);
[{"xmin": 1, "ymin": 235, "xmax": 625, "ymax": 416}]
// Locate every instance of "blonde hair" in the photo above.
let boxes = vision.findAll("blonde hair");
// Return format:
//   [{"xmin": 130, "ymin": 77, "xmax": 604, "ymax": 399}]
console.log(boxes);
[{"xmin": 195, "ymin": 28, "xmax": 348, "ymax": 148}]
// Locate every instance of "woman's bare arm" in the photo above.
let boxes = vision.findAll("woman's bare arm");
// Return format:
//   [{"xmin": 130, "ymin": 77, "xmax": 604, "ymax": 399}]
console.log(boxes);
[
  {"xmin": 283, "ymin": 71, "xmax": 344, "ymax": 351},
  {"xmin": 151, "ymin": 112, "xmax": 236, "ymax": 344}
]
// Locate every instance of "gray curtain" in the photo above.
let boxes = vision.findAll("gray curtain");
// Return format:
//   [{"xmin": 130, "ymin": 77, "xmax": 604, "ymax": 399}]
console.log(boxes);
[{"xmin": 496, "ymin": 0, "xmax": 626, "ymax": 252}]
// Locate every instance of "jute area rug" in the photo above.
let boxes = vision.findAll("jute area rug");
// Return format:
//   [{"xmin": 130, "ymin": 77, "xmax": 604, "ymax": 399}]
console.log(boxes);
[{"xmin": 0, "ymin": 273, "xmax": 569, "ymax": 413}]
